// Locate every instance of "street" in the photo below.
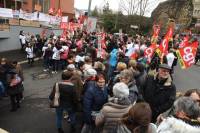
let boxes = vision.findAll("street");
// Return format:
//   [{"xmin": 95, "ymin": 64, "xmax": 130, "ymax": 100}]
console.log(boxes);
[{"xmin": 0, "ymin": 61, "xmax": 200, "ymax": 133}]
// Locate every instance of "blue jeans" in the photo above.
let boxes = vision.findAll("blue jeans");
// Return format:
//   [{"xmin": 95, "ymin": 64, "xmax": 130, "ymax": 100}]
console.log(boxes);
[
  {"xmin": 0, "ymin": 81, "xmax": 5, "ymax": 96},
  {"xmin": 56, "ymin": 107, "xmax": 76, "ymax": 128}
]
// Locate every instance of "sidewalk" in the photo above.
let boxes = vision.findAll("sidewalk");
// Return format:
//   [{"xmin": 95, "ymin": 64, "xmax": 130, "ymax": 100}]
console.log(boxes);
[
  {"xmin": 0, "ymin": 49, "xmax": 26, "ymax": 62},
  {"xmin": 0, "ymin": 49, "xmax": 40, "ymax": 65}
]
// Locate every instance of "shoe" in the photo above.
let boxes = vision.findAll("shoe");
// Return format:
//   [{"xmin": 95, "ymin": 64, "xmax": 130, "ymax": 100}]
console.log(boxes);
[
  {"xmin": 55, "ymin": 71, "xmax": 58, "ymax": 74},
  {"xmin": 43, "ymin": 69, "xmax": 47, "ymax": 72},
  {"xmin": 58, "ymin": 128, "xmax": 64, "ymax": 133}
]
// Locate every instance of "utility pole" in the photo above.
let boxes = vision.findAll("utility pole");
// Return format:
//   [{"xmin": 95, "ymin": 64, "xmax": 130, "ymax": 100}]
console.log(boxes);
[{"xmin": 88, "ymin": 0, "xmax": 92, "ymax": 16}]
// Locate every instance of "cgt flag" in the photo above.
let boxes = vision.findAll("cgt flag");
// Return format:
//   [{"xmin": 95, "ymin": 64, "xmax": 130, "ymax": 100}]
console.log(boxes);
[
  {"xmin": 156, "ymin": 26, "xmax": 173, "ymax": 59},
  {"xmin": 144, "ymin": 43, "xmax": 158, "ymax": 63},
  {"xmin": 176, "ymin": 41, "xmax": 199, "ymax": 69}
]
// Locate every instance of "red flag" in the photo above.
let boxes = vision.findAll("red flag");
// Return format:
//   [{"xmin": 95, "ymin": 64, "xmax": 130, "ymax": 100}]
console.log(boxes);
[
  {"xmin": 151, "ymin": 25, "xmax": 160, "ymax": 44},
  {"xmin": 176, "ymin": 41, "xmax": 199, "ymax": 69},
  {"xmin": 49, "ymin": 0, "xmax": 55, "ymax": 14},
  {"xmin": 144, "ymin": 43, "xmax": 158, "ymax": 63},
  {"xmin": 57, "ymin": 8, "xmax": 62, "ymax": 17},
  {"xmin": 156, "ymin": 27, "xmax": 174, "ymax": 58},
  {"xmin": 179, "ymin": 36, "xmax": 189, "ymax": 48}
]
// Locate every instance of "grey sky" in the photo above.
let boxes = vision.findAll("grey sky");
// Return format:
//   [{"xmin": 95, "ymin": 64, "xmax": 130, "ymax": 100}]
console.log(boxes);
[{"xmin": 74, "ymin": 0, "xmax": 167, "ymax": 17}]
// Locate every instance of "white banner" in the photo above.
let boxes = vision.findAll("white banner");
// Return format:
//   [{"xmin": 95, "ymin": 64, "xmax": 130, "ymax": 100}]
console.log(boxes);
[
  {"xmin": 13, "ymin": 10, "xmax": 20, "ymax": 18},
  {"xmin": 86, "ymin": 17, "xmax": 97, "ymax": 33},
  {"xmin": 38, "ymin": 13, "xmax": 50, "ymax": 22},
  {"xmin": 0, "ymin": 8, "xmax": 13, "ymax": 18},
  {"xmin": 19, "ymin": 10, "xmax": 34, "ymax": 20},
  {"xmin": 50, "ymin": 16, "xmax": 61, "ymax": 25}
]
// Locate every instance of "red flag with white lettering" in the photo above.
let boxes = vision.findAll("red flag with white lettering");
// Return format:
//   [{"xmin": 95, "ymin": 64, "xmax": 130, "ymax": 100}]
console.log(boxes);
[
  {"xmin": 144, "ymin": 43, "xmax": 158, "ymax": 63},
  {"xmin": 176, "ymin": 41, "xmax": 199, "ymax": 69},
  {"xmin": 156, "ymin": 27, "xmax": 173, "ymax": 58}
]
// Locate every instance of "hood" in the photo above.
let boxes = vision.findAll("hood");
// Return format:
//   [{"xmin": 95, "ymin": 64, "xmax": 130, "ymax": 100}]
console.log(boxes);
[
  {"xmin": 157, "ymin": 117, "xmax": 200, "ymax": 133},
  {"xmin": 154, "ymin": 73, "xmax": 172, "ymax": 86}
]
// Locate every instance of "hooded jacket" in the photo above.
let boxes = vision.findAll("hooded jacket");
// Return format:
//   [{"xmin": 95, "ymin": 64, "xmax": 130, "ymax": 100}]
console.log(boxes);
[
  {"xmin": 157, "ymin": 117, "xmax": 200, "ymax": 133},
  {"xmin": 95, "ymin": 97, "xmax": 132, "ymax": 133},
  {"xmin": 142, "ymin": 73, "xmax": 176, "ymax": 122}
]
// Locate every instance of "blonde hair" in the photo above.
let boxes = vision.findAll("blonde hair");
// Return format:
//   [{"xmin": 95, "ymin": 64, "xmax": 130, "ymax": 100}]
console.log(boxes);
[{"xmin": 117, "ymin": 62, "xmax": 127, "ymax": 71}]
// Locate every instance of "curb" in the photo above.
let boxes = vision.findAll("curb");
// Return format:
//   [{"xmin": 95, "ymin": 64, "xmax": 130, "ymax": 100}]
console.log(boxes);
[{"xmin": 18, "ymin": 57, "xmax": 40, "ymax": 65}]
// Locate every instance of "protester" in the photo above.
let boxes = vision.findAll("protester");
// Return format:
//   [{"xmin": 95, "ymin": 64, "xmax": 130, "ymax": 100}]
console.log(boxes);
[
  {"xmin": 12, "ymin": 61, "xmax": 24, "ymax": 101},
  {"xmin": 82, "ymin": 73, "xmax": 108, "ymax": 133},
  {"xmin": 19, "ymin": 30, "xmax": 26, "ymax": 50},
  {"xmin": 52, "ymin": 42, "xmax": 62, "ymax": 73},
  {"xmin": 141, "ymin": 64, "xmax": 176, "ymax": 122},
  {"xmin": 119, "ymin": 69, "xmax": 139, "ymax": 103},
  {"xmin": 6, "ymin": 70, "xmax": 23, "ymax": 112},
  {"xmin": 118, "ymin": 102, "xmax": 157, "ymax": 133},
  {"xmin": 25, "ymin": 43, "xmax": 34, "ymax": 66},
  {"xmin": 95, "ymin": 82, "xmax": 132, "ymax": 132},
  {"xmin": 157, "ymin": 97, "xmax": 200, "ymax": 133},
  {"xmin": 49, "ymin": 70, "xmax": 78, "ymax": 133},
  {"xmin": 42, "ymin": 42, "xmax": 53, "ymax": 71}
]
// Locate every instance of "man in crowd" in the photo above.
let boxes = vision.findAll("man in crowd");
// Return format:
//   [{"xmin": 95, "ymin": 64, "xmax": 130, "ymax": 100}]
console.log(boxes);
[{"xmin": 141, "ymin": 64, "xmax": 176, "ymax": 122}]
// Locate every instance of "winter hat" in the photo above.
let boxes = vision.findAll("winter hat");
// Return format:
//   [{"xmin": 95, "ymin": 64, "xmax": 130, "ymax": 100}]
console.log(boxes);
[
  {"xmin": 84, "ymin": 68, "xmax": 97, "ymax": 78},
  {"xmin": 113, "ymin": 82, "xmax": 129, "ymax": 98}
]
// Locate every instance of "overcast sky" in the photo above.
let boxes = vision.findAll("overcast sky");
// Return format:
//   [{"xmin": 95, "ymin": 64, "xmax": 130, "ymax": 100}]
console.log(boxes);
[{"xmin": 74, "ymin": 0, "xmax": 167, "ymax": 17}]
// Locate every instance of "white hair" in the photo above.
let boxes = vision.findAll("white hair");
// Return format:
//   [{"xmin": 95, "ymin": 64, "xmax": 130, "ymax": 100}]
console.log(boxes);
[{"xmin": 113, "ymin": 82, "xmax": 129, "ymax": 98}]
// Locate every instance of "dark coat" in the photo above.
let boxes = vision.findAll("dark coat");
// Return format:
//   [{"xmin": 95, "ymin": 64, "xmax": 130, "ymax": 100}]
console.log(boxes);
[
  {"xmin": 7, "ymin": 83, "xmax": 23, "ymax": 96},
  {"xmin": 142, "ymin": 74, "xmax": 176, "ymax": 122},
  {"xmin": 83, "ymin": 83, "xmax": 108, "ymax": 124},
  {"xmin": 49, "ymin": 82, "xmax": 78, "ymax": 111}
]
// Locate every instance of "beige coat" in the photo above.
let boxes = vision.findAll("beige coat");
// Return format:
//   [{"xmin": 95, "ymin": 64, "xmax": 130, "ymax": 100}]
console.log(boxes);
[{"xmin": 96, "ymin": 98, "xmax": 132, "ymax": 133}]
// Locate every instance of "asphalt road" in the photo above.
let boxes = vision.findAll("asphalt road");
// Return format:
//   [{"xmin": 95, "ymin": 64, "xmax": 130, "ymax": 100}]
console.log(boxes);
[{"xmin": 0, "ymin": 60, "xmax": 200, "ymax": 133}]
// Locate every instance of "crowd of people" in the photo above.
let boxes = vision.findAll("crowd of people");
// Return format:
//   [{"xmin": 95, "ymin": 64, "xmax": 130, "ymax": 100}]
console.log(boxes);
[{"xmin": 1, "ymin": 29, "xmax": 200, "ymax": 133}]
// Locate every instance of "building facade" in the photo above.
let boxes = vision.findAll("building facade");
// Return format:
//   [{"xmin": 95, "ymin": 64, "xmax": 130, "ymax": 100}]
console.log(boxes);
[{"xmin": 0, "ymin": 0, "xmax": 74, "ymax": 19}]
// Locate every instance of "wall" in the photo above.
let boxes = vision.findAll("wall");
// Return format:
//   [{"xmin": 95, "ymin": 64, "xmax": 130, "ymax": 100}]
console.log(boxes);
[{"xmin": 0, "ymin": 25, "xmax": 62, "ymax": 52}]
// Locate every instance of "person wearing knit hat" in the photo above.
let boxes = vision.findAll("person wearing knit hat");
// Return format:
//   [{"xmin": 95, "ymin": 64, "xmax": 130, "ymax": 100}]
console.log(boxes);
[
  {"xmin": 95, "ymin": 82, "xmax": 132, "ymax": 132},
  {"xmin": 113, "ymin": 82, "xmax": 129, "ymax": 98}
]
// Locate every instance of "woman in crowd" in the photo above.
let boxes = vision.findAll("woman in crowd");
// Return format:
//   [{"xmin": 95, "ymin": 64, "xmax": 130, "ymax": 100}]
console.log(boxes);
[
  {"xmin": 119, "ymin": 69, "xmax": 139, "ymax": 103},
  {"xmin": 49, "ymin": 70, "xmax": 78, "ymax": 133},
  {"xmin": 118, "ymin": 102, "xmax": 157, "ymax": 133},
  {"xmin": 157, "ymin": 97, "xmax": 200, "ymax": 133},
  {"xmin": 12, "ymin": 61, "xmax": 24, "ymax": 101},
  {"xmin": 95, "ymin": 82, "xmax": 132, "ymax": 133},
  {"xmin": 82, "ymin": 73, "xmax": 108, "ymax": 133},
  {"xmin": 7, "ymin": 70, "xmax": 23, "ymax": 112},
  {"xmin": 19, "ymin": 30, "xmax": 26, "ymax": 50},
  {"xmin": 52, "ymin": 42, "xmax": 62, "ymax": 73},
  {"xmin": 25, "ymin": 43, "xmax": 34, "ymax": 66},
  {"xmin": 42, "ymin": 41, "xmax": 53, "ymax": 72}
]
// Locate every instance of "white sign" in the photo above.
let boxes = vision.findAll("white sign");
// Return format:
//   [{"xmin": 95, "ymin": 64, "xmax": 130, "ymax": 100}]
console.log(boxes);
[
  {"xmin": 86, "ymin": 17, "xmax": 97, "ymax": 33},
  {"xmin": 0, "ymin": 8, "xmax": 13, "ymax": 18}
]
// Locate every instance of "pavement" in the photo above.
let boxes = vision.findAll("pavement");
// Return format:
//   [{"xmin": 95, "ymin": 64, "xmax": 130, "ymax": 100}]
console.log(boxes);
[{"xmin": 0, "ymin": 49, "xmax": 200, "ymax": 133}]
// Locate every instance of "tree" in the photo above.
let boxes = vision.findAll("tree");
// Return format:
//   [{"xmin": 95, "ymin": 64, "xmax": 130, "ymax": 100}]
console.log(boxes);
[
  {"xmin": 91, "ymin": 6, "xmax": 99, "ymax": 17},
  {"xmin": 119, "ymin": 0, "xmax": 150, "ymax": 16}
]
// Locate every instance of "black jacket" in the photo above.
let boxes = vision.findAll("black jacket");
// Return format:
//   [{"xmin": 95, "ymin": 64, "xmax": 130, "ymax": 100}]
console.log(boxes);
[
  {"xmin": 142, "ymin": 74, "xmax": 176, "ymax": 122},
  {"xmin": 49, "ymin": 82, "xmax": 78, "ymax": 111}
]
